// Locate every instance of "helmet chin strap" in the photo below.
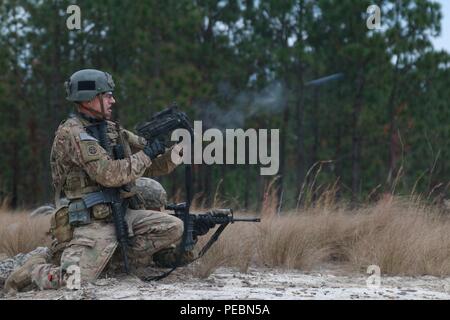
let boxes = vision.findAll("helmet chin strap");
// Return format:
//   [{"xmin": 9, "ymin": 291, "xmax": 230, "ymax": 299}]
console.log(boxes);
[{"xmin": 78, "ymin": 94, "xmax": 110, "ymax": 120}]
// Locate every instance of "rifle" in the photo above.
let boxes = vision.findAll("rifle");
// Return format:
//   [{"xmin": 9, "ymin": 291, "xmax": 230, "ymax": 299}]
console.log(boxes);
[
  {"xmin": 166, "ymin": 203, "xmax": 260, "ymax": 259},
  {"xmin": 136, "ymin": 103, "xmax": 261, "ymax": 281},
  {"xmin": 135, "ymin": 103, "xmax": 194, "ymax": 203},
  {"xmin": 135, "ymin": 103, "xmax": 192, "ymax": 146}
]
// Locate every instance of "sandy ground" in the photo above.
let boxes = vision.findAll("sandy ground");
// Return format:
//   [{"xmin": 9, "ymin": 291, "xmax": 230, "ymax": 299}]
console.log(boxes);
[{"xmin": 3, "ymin": 266, "xmax": 450, "ymax": 300}]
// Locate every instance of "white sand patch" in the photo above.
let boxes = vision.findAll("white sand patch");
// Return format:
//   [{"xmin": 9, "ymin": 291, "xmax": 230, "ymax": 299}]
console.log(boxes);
[{"xmin": 4, "ymin": 267, "xmax": 450, "ymax": 300}]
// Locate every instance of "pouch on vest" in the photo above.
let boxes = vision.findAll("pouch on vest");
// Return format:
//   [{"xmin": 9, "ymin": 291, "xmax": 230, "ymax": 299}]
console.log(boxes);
[
  {"xmin": 68, "ymin": 199, "xmax": 91, "ymax": 226},
  {"xmin": 92, "ymin": 203, "xmax": 111, "ymax": 220},
  {"xmin": 50, "ymin": 205, "xmax": 73, "ymax": 243}
]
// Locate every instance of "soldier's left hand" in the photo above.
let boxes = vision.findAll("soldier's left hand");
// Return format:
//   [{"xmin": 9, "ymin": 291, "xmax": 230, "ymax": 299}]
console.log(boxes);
[{"xmin": 143, "ymin": 139, "xmax": 166, "ymax": 160}]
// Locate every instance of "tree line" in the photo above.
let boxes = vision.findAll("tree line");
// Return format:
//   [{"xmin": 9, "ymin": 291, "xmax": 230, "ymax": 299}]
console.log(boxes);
[{"xmin": 1, "ymin": 0, "xmax": 449, "ymax": 210}]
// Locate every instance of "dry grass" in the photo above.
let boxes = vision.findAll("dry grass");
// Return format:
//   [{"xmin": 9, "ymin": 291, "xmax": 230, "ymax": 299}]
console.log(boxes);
[
  {"xmin": 193, "ymin": 194, "xmax": 450, "ymax": 278},
  {"xmin": 0, "ymin": 210, "xmax": 52, "ymax": 257},
  {"xmin": 3, "ymin": 192, "xmax": 450, "ymax": 280}
]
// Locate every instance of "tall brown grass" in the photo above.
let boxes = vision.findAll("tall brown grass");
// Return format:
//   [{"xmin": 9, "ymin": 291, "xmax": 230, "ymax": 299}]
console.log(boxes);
[
  {"xmin": 193, "ymin": 190, "xmax": 450, "ymax": 278},
  {"xmin": 3, "ymin": 192, "xmax": 450, "ymax": 280},
  {"xmin": 0, "ymin": 210, "xmax": 51, "ymax": 257}
]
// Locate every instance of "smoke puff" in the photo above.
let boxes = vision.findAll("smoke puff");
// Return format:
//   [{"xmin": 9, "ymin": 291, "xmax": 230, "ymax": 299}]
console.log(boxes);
[{"xmin": 197, "ymin": 81, "xmax": 287, "ymax": 130}]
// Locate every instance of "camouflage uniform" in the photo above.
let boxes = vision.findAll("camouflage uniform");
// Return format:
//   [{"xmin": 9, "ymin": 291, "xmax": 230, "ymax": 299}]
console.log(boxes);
[
  {"xmin": 50, "ymin": 115, "xmax": 177, "ymax": 196},
  {"xmin": 25, "ymin": 112, "xmax": 184, "ymax": 290},
  {"xmin": 4, "ymin": 69, "xmax": 188, "ymax": 293},
  {"xmin": 0, "ymin": 247, "xmax": 50, "ymax": 289}
]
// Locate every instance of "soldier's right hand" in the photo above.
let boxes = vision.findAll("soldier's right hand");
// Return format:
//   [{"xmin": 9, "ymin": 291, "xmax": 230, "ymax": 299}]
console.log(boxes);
[{"xmin": 143, "ymin": 139, "xmax": 166, "ymax": 160}]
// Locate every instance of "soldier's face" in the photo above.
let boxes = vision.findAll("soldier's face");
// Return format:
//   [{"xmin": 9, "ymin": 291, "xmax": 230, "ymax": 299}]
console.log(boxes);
[
  {"xmin": 81, "ymin": 93, "xmax": 115, "ymax": 119},
  {"xmin": 100, "ymin": 92, "xmax": 115, "ymax": 119}
]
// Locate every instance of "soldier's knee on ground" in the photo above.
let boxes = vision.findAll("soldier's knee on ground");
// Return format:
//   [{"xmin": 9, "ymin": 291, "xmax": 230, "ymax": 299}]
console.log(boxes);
[
  {"xmin": 59, "ymin": 222, "xmax": 118, "ymax": 283},
  {"xmin": 4, "ymin": 254, "xmax": 47, "ymax": 294}
]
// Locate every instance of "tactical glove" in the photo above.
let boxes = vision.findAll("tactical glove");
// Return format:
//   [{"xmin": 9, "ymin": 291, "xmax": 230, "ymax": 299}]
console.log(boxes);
[{"xmin": 143, "ymin": 139, "xmax": 166, "ymax": 160}]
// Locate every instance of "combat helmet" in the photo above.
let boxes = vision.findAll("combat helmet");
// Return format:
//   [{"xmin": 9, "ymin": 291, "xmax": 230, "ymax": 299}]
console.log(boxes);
[
  {"xmin": 65, "ymin": 69, "xmax": 115, "ymax": 102},
  {"xmin": 134, "ymin": 177, "xmax": 168, "ymax": 210}
]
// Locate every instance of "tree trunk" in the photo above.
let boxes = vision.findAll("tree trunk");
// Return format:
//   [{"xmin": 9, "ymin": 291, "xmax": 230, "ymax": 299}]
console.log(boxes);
[
  {"xmin": 295, "ymin": 0, "xmax": 306, "ymax": 203},
  {"xmin": 311, "ymin": 87, "xmax": 320, "ymax": 165},
  {"xmin": 351, "ymin": 72, "xmax": 366, "ymax": 202},
  {"xmin": 386, "ymin": 65, "xmax": 400, "ymax": 188}
]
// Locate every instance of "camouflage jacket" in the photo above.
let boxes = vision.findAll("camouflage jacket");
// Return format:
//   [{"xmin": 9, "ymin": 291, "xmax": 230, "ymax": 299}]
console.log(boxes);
[{"xmin": 50, "ymin": 113, "xmax": 178, "ymax": 201}]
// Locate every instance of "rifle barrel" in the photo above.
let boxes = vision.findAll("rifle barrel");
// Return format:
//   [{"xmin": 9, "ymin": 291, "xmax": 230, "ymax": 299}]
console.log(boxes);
[{"xmin": 233, "ymin": 218, "xmax": 261, "ymax": 222}]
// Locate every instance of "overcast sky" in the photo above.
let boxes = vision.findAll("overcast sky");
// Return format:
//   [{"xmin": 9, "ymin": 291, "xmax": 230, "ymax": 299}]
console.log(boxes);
[{"xmin": 432, "ymin": 0, "xmax": 450, "ymax": 52}]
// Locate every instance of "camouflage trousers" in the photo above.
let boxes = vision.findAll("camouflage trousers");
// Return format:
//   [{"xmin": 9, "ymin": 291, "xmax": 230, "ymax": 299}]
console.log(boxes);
[
  {"xmin": 31, "ymin": 208, "xmax": 183, "ymax": 290},
  {"xmin": 0, "ymin": 247, "xmax": 50, "ymax": 288}
]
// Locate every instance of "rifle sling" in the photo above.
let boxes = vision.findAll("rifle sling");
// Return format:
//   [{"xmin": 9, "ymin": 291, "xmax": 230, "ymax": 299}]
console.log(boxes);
[
  {"xmin": 198, "ymin": 223, "xmax": 228, "ymax": 258},
  {"xmin": 143, "ymin": 223, "xmax": 230, "ymax": 282}
]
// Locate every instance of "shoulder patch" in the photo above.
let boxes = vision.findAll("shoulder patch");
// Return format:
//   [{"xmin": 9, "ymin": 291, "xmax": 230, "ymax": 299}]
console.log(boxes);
[
  {"xmin": 80, "ymin": 132, "xmax": 99, "ymax": 142},
  {"xmin": 79, "ymin": 140, "xmax": 103, "ymax": 163},
  {"xmin": 87, "ymin": 144, "xmax": 99, "ymax": 155}
]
